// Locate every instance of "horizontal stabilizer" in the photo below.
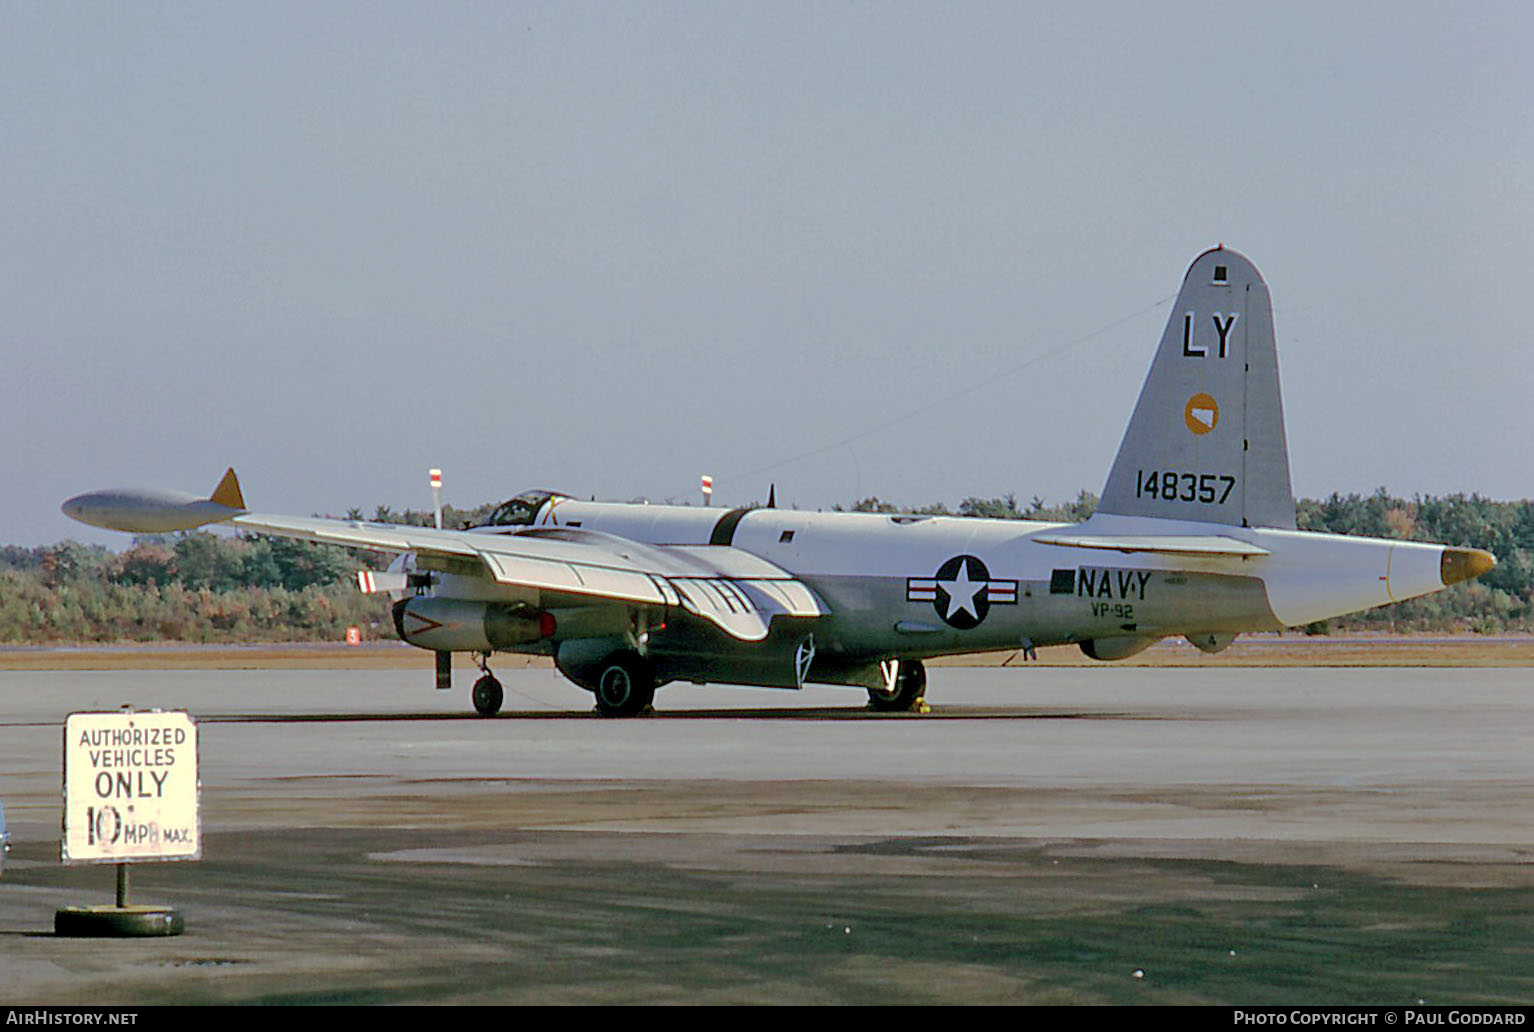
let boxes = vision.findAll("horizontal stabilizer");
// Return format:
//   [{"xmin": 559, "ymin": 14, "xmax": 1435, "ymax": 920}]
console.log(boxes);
[{"xmin": 1033, "ymin": 533, "xmax": 1270, "ymax": 558}]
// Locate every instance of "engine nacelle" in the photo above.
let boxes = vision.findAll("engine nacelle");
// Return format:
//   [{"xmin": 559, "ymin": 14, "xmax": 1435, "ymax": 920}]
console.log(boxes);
[{"xmin": 393, "ymin": 598, "xmax": 553, "ymax": 653}]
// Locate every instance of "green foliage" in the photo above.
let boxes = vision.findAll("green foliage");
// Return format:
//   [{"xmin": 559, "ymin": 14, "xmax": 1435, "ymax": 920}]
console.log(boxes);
[
  {"xmin": 0, "ymin": 565, "xmax": 380, "ymax": 644},
  {"xmin": 1026, "ymin": 490, "xmax": 1099, "ymax": 523},
  {"xmin": 837, "ymin": 492, "xmax": 1099, "ymax": 522},
  {"xmin": 351, "ymin": 502, "xmax": 499, "ymax": 530},
  {"xmin": 838, "ymin": 497, "xmax": 900, "ymax": 514},
  {"xmin": 172, "ymin": 533, "xmax": 246, "ymax": 591},
  {"xmin": 959, "ymin": 495, "xmax": 1023, "ymax": 519},
  {"xmin": 39, "ymin": 541, "xmax": 117, "ymax": 587},
  {"xmin": 0, "ymin": 545, "xmax": 50, "ymax": 572},
  {"xmin": 2, "ymin": 532, "xmax": 383, "ymax": 644}
]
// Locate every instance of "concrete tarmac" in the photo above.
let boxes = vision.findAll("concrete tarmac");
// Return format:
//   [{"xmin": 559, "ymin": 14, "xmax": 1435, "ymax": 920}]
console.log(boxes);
[{"xmin": 0, "ymin": 666, "xmax": 1530, "ymax": 1004}]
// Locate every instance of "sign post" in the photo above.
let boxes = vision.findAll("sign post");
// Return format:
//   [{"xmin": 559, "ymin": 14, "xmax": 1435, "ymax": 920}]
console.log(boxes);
[{"xmin": 57, "ymin": 709, "xmax": 199, "ymax": 937}]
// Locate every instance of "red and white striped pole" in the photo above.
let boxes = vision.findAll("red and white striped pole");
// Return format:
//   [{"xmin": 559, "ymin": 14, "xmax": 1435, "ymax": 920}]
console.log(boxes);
[
  {"xmin": 429, "ymin": 468, "xmax": 443, "ymax": 529},
  {"xmin": 701, "ymin": 474, "xmax": 713, "ymax": 506}
]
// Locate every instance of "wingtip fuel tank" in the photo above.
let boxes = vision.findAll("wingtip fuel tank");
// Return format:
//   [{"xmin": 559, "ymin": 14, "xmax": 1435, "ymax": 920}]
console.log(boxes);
[{"xmin": 61, "ymin": 469, "xmax": 247, "ymax": 534}]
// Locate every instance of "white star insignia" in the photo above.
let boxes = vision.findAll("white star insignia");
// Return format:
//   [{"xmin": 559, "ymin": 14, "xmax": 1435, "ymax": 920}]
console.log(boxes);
[{"xmin": 939, "ymin": 559, "xmax": 984, "ymax": 621}]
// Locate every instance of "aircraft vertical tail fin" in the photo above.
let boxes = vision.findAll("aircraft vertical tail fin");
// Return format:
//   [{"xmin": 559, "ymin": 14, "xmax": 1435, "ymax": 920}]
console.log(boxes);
[{"xmin": 1097, "ymin": 248, "xmax": 1295, "ymax": 529}]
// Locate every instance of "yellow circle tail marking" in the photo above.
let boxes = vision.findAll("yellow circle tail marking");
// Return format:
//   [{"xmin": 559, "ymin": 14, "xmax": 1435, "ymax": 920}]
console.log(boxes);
[{"xmin": 1184, "ymin": 392, "xmax": 1219, "ymax": 435}]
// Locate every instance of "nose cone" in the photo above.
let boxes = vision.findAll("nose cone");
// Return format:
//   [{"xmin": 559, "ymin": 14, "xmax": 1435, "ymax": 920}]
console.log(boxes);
[
  {"xmin": 60, "ymin": 493, "xmax": 102, "ymax": 527},
  {"xmin": 62, "ymin": 490, "xmax": 143, "ymax": 529},
  {"xmin": 1440, "ymin": 547, "xmax": 1497, "ymax": 586}
]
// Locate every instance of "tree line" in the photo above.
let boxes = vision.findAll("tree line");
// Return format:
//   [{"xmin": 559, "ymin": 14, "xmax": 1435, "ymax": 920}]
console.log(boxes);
[{"xmin": 5, "ymin": 489, "xmax": 1529, "ymax": 644}]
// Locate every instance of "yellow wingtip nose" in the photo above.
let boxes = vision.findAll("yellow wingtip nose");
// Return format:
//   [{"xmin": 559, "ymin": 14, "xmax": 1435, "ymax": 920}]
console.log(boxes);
[{"xmin": 1440, "ymin": 547, "xmax": 1497, "ymax": 586}]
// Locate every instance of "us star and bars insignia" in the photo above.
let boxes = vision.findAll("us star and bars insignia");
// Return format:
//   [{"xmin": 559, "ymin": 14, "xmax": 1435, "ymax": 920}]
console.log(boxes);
[{"xmin": 907, "ymin": 554, "xmax": 1018, "ymax": 630}]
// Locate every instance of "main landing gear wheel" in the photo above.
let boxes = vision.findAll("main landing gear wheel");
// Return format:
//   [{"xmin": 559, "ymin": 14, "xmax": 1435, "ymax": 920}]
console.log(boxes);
[
  {"xmin": 472, "ymin": 674, "xmax": 504, "ymax": 717},
  {"xmin": 594, "ymin": 651, "xmax": 656, "ymax": 718},
  {"xmin": 868, "ymin": 659, "xmax": 927, "ymax": 712}
]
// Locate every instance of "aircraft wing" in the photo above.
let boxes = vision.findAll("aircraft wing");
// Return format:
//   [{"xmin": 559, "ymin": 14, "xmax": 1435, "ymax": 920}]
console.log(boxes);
[
  {"xmin": 59, "ymin": 472, "xmax": 823, "ymax": 642},
  {"xmin": 228, "ymin": 513, "xmax": 479, "ymax": 557},
  {"xmin": 230, "ymin": 514, "xmax": 824, "ymax": 642}
]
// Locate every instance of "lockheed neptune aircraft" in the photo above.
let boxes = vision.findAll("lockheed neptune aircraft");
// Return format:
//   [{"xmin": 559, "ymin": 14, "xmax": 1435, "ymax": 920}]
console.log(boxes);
[{"xmin": 65, "ymin": 249, "xmax": 1496, "ymax": 717}]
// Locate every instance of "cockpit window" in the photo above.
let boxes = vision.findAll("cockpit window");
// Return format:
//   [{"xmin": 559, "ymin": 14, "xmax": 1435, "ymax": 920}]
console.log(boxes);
[{"xmin": 480, "ymin": 490, "xmax": 566, "ymax": 527}]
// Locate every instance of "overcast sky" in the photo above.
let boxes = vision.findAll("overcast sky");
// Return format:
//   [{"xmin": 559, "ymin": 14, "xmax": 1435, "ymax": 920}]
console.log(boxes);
[{"xmin": 4, "ymin": 1, "xmax": 1530, "ymax": 547}]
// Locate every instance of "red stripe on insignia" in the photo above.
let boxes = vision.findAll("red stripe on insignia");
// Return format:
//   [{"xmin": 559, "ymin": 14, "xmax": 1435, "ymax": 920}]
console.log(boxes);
[{"xmin": 986, "ymin": 582, "xmax": 1018, "ymax": 603}]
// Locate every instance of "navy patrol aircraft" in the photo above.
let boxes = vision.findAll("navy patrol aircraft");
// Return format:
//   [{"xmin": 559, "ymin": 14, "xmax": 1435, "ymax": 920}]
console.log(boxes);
[{"xmin": 64, "ymin": 249, "xmax": 1496, "ymax": 717}]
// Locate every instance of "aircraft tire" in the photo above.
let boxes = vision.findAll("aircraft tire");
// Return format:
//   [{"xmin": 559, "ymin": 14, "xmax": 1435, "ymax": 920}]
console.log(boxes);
[
  {"xmin": 594, "ymin": 652, "xmax": 656, "ymax": 718},
  {"xmin": 867, "ymin": 659, "xmax": 927, "ymax": 712},
  {"xmin": 471, "ymin": 675, "xmax": 504, "ymax": 717}
]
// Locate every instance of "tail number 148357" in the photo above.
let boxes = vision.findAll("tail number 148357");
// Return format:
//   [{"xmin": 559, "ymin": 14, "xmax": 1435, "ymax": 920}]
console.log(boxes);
[{"xmin": 1136, "ymin": 470, "xmax": 1235, "ymax": 504}]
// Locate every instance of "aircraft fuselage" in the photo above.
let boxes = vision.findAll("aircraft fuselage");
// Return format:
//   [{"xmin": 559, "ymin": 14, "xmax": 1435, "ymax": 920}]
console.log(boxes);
[{"xmin": 430, "ymin": 496, "xmax": 1451, "ymax": 687}]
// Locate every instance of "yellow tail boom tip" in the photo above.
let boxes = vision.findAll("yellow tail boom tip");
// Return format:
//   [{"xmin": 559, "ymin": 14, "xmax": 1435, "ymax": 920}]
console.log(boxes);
[{"xmin": 1440, "ymin": 548, "xmax": 1496, "ymax": 587}]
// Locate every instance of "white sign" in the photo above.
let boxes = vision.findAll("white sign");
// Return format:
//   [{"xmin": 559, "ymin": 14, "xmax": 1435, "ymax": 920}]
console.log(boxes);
[{"xmin": 63, "ymin": 711, "xmax": 200, "ymax": 863}]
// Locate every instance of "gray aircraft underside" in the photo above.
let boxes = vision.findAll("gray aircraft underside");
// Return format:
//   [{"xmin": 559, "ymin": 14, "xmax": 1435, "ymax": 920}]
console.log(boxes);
[{"xmin": 64, "ymin": 248, "xmax": 1496, "ymax": 716}]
